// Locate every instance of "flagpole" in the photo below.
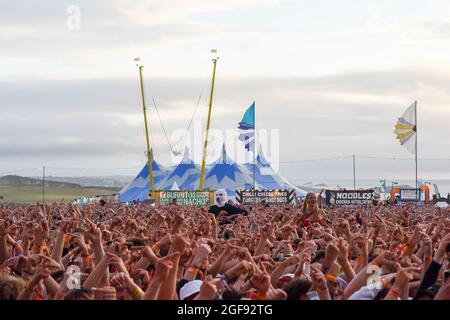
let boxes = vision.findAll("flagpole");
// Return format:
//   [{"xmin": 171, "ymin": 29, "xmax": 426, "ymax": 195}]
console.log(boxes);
[
  {"xmin": 42, "ymin": 165, "xmax": 45, "ymax": 206},
  {"xmin": 415, "ymin": 100, "xmax": 418, "ymax": 200},
  {"xmin": 253, "ymin": 101, "xmax": 256, "ymax": 190},
  {"xmin": 352, "ymin": 154, "xmax": 356, "ymax": 189}
]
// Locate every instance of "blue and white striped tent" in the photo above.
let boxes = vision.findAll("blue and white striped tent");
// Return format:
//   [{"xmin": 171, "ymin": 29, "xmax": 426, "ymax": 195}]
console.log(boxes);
[
  {"xmin": 119, "ymin": 145, "xmax": 306, "ymax": 202},
  {"xmin": 201, "ymin": 144, "xmax": 254, "ymax": 196},
  {"xmin": 157, "ymin": 146, "xmax": 202, "ymax": 191},
  {"xmin": 119, "ymin": 150, "xmax": 167, "ymax": 203},
  {"xmin": 244, "ymin": 146, "xmax": 307, "ymax": 199}
]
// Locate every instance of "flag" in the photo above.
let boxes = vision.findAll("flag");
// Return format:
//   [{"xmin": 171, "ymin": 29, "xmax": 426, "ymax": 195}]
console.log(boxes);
[
  {"xmin": 238, "ymin": 102, "xmax": 255, "ymax": 151},
  {"xmin": 394, "ymin": 102, "xmax": 416, "ymax": 154},
  {"xmin": 379, "ymin": 179, "xmax": 386, "ymax": 192}
]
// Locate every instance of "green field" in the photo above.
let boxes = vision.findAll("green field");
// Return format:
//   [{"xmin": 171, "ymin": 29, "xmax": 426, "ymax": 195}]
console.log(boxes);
[{"xmin": 0, "ymin": 185, "xmax": 120, "ymax": 204}]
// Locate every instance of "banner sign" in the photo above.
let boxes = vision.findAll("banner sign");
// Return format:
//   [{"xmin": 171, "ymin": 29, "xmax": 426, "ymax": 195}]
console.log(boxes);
[
  {"xmin": 235, "ymin": 189, "xmax": 295, "ymax": 205},
  {"xmin": 325, "ymin": 190, "xmax": 374, "ymax": 206},
  {"xmin": 155, "ymin": 191, "xmax": 214, "ymax": 206},
  {"xmin": 399, "ymin": 189, "xmax": 422, "ymax": 201},
  {"xmin": 397, "ymin": 189, "xmax": 425, "ymax": 205}
]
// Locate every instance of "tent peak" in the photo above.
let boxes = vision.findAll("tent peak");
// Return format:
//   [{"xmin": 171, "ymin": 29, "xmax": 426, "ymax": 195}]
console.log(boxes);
[{"xmin": 181, "ymin": 145, "xmax": 192, "ymax": 163}]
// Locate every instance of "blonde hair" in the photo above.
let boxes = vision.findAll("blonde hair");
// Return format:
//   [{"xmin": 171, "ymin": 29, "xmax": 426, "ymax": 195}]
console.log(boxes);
[
  {"xmin": 301, "ymin": 192, "xmax": 319, "ymax": 214},
  {"xmin": 0, "ymin": 274, "xmax": 25, "ymax": 300},
  {"xmin": 299, "ymin": 192, "xmax": 325, "ymax": 222}
]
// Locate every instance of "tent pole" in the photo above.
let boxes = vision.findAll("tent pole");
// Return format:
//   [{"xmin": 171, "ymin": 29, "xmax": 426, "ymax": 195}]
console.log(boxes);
[
  {"xmin": 253, "ymin": 101, "xmax": 256, "ymax": 190},
  {"xmin": 199, "ymin": 54, "xmax": 218, "ymax": 191},
  {"xmin": 415, "ymin": 100, "xmax": 418, "ymax": 200},
  {"xmin": 138, "ymin": 64, "xmax": 155, "ymax": 200}
]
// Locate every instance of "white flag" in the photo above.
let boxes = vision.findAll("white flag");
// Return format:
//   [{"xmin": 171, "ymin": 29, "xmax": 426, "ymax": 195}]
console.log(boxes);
[{"xmin": 394, "ymin": 103, "xmax": 416, "ymax": 154}]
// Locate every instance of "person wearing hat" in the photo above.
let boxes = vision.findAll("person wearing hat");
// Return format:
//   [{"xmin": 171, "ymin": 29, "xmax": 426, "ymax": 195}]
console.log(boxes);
[{"xmin": 179, "ymin": 280, "xmax": 203, "ymax": 300}]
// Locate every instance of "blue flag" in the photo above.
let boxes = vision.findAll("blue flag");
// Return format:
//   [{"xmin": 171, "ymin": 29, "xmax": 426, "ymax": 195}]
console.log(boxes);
[{"xmin": 238, "ymin": 102, "xmax": 255, "ymax": 151}]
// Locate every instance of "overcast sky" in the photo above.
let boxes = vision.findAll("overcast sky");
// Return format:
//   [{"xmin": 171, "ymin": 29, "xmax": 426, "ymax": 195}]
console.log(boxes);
[{"xmin": 1, "ymin": 0, "xmax": 450, "ymax": 185}]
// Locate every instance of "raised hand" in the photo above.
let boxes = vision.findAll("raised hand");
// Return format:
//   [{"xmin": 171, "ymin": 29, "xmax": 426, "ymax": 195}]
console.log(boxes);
[
  {"xmin": 171, "ymin": 233, "xmax": 190, "ymax": 254},
  {"xmin": 250, "ymin": 262, "xmax": 271, "ymax": 294},
  {"xmin": 229, "ymin": 245, "xmax": 252, "ymax": 262},
  {"xmin": 31, "ymin": 264, "xmax": 52, "ymax": 283},
  {"xmin": 0, "ymin": 220, "xmax": 11, "ymax": 237},
  {"xmin": 302, "ymin": 240, "xmax": 318, "ymax": 255},
  {"xmin": 387, "ymin": 265, "xmax": 421, "ymax": 300},
  {"xmin": 131, "ymin": 268, "xmax": 150, "ymax": 287},
  {"xmin": 72, "ymin": 234, "xmax": 89, "ymax": 256},
  {"xmin": 435, "ymin": 232, "xmax": 450, "ymax": 263},
  {"xmin": 32, "ymin": 254, "xmax": 61, "ymax": 271},
  {"xmin": 310, "ymin": 265, "xmax": 328, "ymax": 291},
  {"xmin": 337, "ymin": 238, "xmax": 349, "ymax": 262},
  {"xmin": 193, "ymin": 243, "xmax": 212, "ymax": 261},
  {"xmin": 105, "ymin": 252, "xmax": 129, "ymax": 275},
  {"xmin": 352, "ymin": 234, "xmax": 369, "ymax": 254},
  {"xmin": 325, "ymin": 242, "xmax": 340, "ymax": 263},
  {"xmin": 260, "ymin": 222, "xmax": 275, "ymax": 239},
  {"xmin": 434, "ymin": 279, "xmax": 450, "ymax": 300},
  {"xmin": 195, "ymin": 275, "xmax": 220, "ymax": 300},
  {"xmin": 373, "ymin": 250, "xmax": 399, "ymax": 271},
  {"xmin": 110, "ymin": 272, "xmax": 133, "ymax": 289},
  {"xmin": 282, "ymin": 255, "xmax": 301, "ymax": 267},
  {"xmin": 84, "ymin": 221, "xmax": 102, "ymax": 244},
  {"xmin": 153, "ymin": 252, "xmax": 178, "ymax": 283}
]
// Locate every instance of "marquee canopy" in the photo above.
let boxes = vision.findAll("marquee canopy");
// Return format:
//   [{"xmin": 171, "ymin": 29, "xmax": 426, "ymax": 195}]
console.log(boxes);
[{"xmin": 119, "ymin": 145, "xmax": 306, "ymax": 202}]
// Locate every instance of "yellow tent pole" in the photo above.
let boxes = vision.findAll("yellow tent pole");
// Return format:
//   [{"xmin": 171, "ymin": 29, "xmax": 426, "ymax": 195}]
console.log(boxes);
[
  {"xmin": 199, "ymin": 55, "xmax": 218, "ymax": 190},
  {"xmin": 138, "ymin": 64, "xmax": 155, "ymax": 200}
]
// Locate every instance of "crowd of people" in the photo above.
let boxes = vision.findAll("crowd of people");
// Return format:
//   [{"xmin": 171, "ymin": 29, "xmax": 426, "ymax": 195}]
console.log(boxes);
[{"xmin": 0, "ymin": 191, "xmax": 449, "ymax": 300}]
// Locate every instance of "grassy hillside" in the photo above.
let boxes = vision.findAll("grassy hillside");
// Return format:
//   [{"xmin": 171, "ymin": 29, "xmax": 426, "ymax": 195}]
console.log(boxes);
[
  {"xmin": 0, "ymin": 185, "xmax": 120, "ymax": 204},
  {"xmin": 0, "ymin": 175, "xmax": 121, "ymax": 204},
  {"xmin": 0, "ymin": 175, "xmax": 81, "ymax": 188}
]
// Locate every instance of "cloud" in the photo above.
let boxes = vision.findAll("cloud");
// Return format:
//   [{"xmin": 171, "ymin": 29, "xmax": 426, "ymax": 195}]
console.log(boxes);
[
  {"xmin": 1, "ymin": 0, "xmax": 450, "ymax": 183},
  {"xmin": 118, "ymin": 0, "xmax": 279, "ymax": 25},
  {"xmin": 0, "ymin": 0, "xmax": 280, "ymax": 58},
  {"xmin": 1, "ymin": 67, "xmax": 449, "ymax": 181}
]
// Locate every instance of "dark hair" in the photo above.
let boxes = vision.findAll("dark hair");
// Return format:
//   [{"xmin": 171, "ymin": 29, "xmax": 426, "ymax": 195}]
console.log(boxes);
[
  {"xmin": 128, "ymin": 237, "xmax": 147, "ymax": 247},
  {"xmin": 51, "ymin": 270, "xmax": 65, "ymax": 283},
  {"xmin": 222, "ymin": 287, "xmax": 245, "ymax": 300},
  {"xmin": 311, "ymin": 250, "xmax": 325, "ymax": 264},
  {"xmin": 373, "ymin": 288, "xmax": 390, "ymax": 300},
  {"xmin": 223, "ymin": 231, "xmax": 231, "ymax": 240},
  {"xmin": 64, "ymin": 288, "xmax": 95, "ymax": 300},
  {"xmin": 72, "ymin": 227, "xmax": 86, "ymax": 234},
  {"xmin": 159, "ymin": 246, "xmax": 169, "ymax": 257},
  {"xmin": 284, "ymin": 279, "xmax": 312, "ymax": 300},
  {"xmin": 368, "ymin": 253, "xmax": 378, "ymax": 262}
]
